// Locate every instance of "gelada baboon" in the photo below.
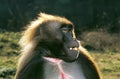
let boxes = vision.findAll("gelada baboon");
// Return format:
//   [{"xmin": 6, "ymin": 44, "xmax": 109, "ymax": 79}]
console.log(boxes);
[{"xmin": 14, "ymin": 13, "xmax": 102, "ymax": 79}]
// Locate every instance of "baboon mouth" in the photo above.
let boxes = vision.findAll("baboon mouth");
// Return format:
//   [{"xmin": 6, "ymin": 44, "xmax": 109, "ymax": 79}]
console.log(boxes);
[
  {"xmin": 68, "ymin": 47, "xmax": 79, "ymax": 59},
  {"xmin": 58, "ymin": 46, "xmax": 79, "ymax": 62}
]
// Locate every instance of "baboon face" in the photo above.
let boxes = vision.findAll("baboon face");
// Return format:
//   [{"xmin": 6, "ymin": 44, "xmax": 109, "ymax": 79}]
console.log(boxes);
[
  {"xmin": 39, "ymin": 20, "xmax": 80, "ymax": 62},
  {"xmin": 40, "ymin": 21, "xmax": 79, "ymax": 62}
]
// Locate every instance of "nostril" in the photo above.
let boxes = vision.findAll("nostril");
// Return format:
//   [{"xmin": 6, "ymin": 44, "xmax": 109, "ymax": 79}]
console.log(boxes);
[{"xmin": 73, "ymin": 39, "xmax": 80, "ymax": 47}]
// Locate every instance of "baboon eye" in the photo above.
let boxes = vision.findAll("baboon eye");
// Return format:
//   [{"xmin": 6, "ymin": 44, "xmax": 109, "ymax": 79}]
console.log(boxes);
[
  {"xmin": 60, "ymin": 24, "xmax": 73, "ymax": 33},
  {"xmin": 62, "ymin": 28, "xmax": 69, "ymax": 33}
]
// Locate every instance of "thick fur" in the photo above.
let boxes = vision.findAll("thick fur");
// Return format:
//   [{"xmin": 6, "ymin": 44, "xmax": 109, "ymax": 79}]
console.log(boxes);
[{"xmin": 14, "ymin": 13, "xmax": 102, "ymax": 79}]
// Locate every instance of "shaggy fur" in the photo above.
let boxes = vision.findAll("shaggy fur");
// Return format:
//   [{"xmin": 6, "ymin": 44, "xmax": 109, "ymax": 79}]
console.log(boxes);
[{"xmin": 14, "ymin": 13, "xmax": 102, "ymax": 79}]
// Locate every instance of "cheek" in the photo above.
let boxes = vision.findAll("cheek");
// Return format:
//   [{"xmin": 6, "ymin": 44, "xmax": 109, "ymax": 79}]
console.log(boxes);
[{"xmin": 54, "ymin": 32, "xmax": 63, "ymax": 41}]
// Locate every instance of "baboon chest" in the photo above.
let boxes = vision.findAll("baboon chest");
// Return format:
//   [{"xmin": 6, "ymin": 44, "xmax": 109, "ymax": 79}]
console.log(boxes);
[{"xmin": 43, "ymin": 57, "xmax": 86, "ymax": 79}]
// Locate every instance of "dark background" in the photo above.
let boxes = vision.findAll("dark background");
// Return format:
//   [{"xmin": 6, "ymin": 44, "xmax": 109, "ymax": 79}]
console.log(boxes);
[{"xmin": 0, "ymin": 0, "xmax": 120, "ymax": 33}]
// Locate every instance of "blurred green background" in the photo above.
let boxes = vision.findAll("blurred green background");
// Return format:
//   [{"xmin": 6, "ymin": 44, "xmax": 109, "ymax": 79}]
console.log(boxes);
[{"xmin": 0, "ymin": 0, "xmax": 120, "ymax": 79}]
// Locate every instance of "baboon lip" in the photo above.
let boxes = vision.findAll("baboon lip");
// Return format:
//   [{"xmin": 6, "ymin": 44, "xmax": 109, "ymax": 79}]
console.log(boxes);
[{"xmin": 60, "ymin": 46, "xmax": 80, "ymax": 62}]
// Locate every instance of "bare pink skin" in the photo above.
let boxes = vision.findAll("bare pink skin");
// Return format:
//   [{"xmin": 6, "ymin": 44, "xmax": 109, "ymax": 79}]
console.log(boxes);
[{"xmin": 43, "ymin": 57, "xmax": 73, "ymax": 79}]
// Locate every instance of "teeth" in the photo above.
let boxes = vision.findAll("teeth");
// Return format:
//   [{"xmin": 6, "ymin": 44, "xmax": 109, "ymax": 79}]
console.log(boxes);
[
  {"xmin": 74, "ymin": 48, "xmax": 77, "ymax": 50},
  {"xmin": 69, "ymin": 47, "xmax": 77, "ymax": 50},
  {"xmin": 70, "ymin": 48, "xmax": 73, "ymax": 50}
]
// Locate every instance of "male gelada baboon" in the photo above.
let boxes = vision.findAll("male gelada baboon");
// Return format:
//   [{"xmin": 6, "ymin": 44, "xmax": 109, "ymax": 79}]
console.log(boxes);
[{"xmin": 14, "ymin": 13, "xmax": 102, "ymax": 79}]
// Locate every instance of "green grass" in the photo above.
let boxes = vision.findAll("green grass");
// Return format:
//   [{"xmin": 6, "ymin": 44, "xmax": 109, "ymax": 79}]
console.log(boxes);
[
  {"xmin": 0, "ymin": 32, "xmax": 21, "ymax": 56},
  {"xmin": 0, "ymin": 32, "xmax": 20, "ymax": 79},
  {"xmin": 0, "ymin": 32, "xmax": 120, "ymax": 79},
  {"xmin": 90, "ymin": 52, "xmax": 120, "ymax": 79}
]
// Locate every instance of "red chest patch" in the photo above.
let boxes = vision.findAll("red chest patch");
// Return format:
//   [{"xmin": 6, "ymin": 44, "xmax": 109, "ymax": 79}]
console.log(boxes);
[{"xmin": 43, "ymin": 57, "xmax": 73, "ymax": 79}]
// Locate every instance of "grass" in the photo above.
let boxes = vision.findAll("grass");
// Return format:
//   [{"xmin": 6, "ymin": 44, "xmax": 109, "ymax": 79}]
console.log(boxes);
[
  {"xmin": 90, "ymin": 52, "xmax": 120, "ymax": 79},
  {"xmin": 0, "ymin": 32, "xmax": 20, "ymax": 56},
  {"xmin": 0, "ymin": 32, "xmax": 120, "ymax": 79},
  {"xmin": 0, "ymin": 32, "xmax": 20, "ymax": 79}
]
